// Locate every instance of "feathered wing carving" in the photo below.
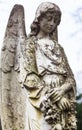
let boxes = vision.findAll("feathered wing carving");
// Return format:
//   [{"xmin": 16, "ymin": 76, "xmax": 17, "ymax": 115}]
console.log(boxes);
[
  {"xmin": 1, "ymin": 4, "xmax": 27, "ymax": 130},
  {"xmin": 1, "ymin": 4, "xmax": 26, "ymax": 72}
]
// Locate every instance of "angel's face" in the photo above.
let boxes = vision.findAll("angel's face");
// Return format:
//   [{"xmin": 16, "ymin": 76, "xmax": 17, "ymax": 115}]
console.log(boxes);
[{"xmin": 39, "ymin": 11, "xmax": 58, "ymax": 35}]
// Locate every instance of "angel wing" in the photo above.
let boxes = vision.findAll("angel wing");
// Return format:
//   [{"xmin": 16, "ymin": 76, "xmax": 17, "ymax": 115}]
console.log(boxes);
[
  {"xmin": 1, "ymin": 4, "xmax": 26, "ymax": 72},
  {"xmin": 1, "ymin": 4, "xmax": 27, "ymax": 130}
]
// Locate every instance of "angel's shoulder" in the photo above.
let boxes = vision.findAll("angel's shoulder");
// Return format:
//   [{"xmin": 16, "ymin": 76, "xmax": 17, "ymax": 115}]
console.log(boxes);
[
  {"xmin": 25, "ymin": 36, "xmax": 36, "ymax": 49},
  {"xmin": 53, "ymin": 39, "xmax": 64, "ymax": 50},
  {"xmin": 25, "ymin": 36, "xmax": 36, "ymax": 43}
]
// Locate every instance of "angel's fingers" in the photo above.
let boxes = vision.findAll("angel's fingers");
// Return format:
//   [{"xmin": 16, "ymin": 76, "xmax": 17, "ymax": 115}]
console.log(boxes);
[
  {"xmin": 52, "ymin": 93, "xmax": 60, "ymax": 100},
  {"xmin": 49, "ymin": 90, "xmax": 57, "ymax": 97},
  {"xmin": 59, "ymin": 104, "xmax": 63, "ymax": 110},
  {"xmin": 66, "ymin": 101, "xmax": 70, "ymax": 109},
  {"xmin": 50, "ymin": 93, "xmax": 58, "ymax": 99},
  {"xmin": 60, "ymin": 101, "xmax": 65, "ymax": 110},
  {"xmin": 52, "ymin": 96, "xmax": 61, "ymax": 103},
  {"xmin": 63, "ymin": 100, "xmax": 70, "ymax": 110},
  {"xmin": 59, "ymin": 101, "xmax": 65, "ymax": 110}
]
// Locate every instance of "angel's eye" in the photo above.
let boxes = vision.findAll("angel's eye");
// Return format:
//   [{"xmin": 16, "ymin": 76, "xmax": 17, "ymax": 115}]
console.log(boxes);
[
  {"xmin": 47, "ymin": 16, "xmax": 53, "ymax": 21},
  {"xmin": 54, "ymin": 16, "xmax": 59, "ymax": 23},
  {"xmin": 54, "ymin": 18, "xmax": 58, "ymax": 23}
]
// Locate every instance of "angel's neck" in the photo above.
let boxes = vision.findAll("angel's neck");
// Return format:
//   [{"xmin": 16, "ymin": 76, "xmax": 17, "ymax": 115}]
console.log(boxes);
[{"xmin": 37, "ymin": 31, "xmax": 50, "ymax": 39}]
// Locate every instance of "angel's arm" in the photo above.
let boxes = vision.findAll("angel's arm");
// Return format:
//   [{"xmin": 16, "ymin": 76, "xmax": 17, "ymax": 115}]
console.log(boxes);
[
  {"xmin": 49, "ymin": 45, "xmax": 76, "ymax": 104},
  {"xmin": 60, "ymin": 46, "xmax": 76, "ymax": 96}
]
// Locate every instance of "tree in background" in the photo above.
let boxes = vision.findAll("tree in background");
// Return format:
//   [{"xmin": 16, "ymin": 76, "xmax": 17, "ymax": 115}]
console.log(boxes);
[
  {"xmin": 0, "ymin": 120, "xmax": 2, "ymax": 130},
  {"xmin": 76, "ymin": 94, "xmax": 82, "ymax": 130}
]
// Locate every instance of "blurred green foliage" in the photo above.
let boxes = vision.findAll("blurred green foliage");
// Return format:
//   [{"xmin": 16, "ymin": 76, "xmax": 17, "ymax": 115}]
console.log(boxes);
[
  {"xmin": 76, "ymin": 94, "xmax": 82, "ymax": 130},
  {"xmin": 0, "ymin": 120, "xmax": 2, "ymax": 130}
]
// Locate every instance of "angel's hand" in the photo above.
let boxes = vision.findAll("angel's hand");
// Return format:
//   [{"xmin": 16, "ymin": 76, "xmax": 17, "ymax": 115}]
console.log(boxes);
[
  {"xmin": 49, "ymin": 87, "xmax": 64, "ymax": 103},
  {"xmin": 57, "ymin": 97, "xmax": 70, "ymax": 110}
]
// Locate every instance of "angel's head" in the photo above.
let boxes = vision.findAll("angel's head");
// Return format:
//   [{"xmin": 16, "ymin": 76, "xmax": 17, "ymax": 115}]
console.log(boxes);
[{"xmin": 30, "ymin": 2, "xmax": 61, "ymax": 37}]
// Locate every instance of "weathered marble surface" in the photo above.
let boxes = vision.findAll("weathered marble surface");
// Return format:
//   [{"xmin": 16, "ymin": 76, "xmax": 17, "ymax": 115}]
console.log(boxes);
[{"xmin": 0, "ymin": 2, "xmax": 77, "ymax": 130}]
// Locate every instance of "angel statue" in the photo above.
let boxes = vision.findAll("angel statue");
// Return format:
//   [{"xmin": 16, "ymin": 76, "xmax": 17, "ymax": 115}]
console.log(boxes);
[{"xmin": 0, "ymin": 2, "xmax": 77, "ymax": 130}]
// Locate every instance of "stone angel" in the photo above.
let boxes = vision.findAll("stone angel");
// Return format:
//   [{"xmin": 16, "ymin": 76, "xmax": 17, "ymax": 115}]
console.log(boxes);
[{"xmin": 0, "ymin": 2, "xmax": 77, "ymax": 130}]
